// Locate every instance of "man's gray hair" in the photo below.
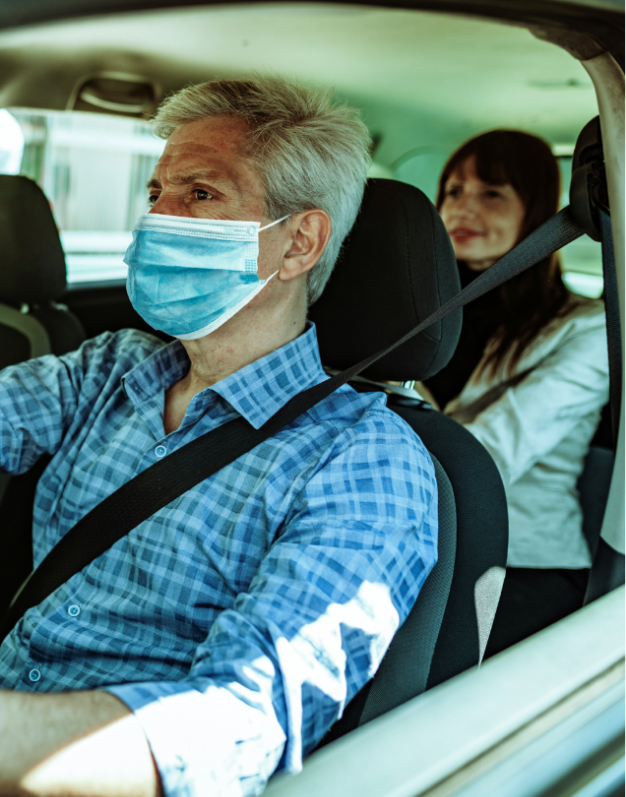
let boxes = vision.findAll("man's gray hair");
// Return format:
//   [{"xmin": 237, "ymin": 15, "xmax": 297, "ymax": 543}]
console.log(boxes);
[{"xmin": 152, "ymin": 75, "xmax": 371, "ymax": 304}]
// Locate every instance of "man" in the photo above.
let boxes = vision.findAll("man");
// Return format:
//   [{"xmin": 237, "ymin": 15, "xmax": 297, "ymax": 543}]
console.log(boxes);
[{"xmin": 0, "ymin": 76, "xmax": 438, "ymax": 796}]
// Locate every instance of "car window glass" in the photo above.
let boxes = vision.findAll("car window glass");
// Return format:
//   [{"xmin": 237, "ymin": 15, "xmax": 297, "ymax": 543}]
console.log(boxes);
[{"xmin": 2, "ymin": 108, "xmax": 165, "ymax": 285}]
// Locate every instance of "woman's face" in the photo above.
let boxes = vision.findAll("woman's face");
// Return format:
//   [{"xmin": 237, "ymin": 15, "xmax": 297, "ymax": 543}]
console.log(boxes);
[{"xmin": 439, "ymin": 155, "xmax": 526, "ymax": 271}]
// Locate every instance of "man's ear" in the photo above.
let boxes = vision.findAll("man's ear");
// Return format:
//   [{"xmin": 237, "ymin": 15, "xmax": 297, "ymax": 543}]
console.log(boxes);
[{"xmin": 279, "ymin": 210, "xmax": 331, "ymax": 282}]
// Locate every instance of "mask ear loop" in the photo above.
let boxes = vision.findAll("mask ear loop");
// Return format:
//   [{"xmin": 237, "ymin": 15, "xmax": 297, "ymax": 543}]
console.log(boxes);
[
  {"xmin": 256, "ymin": 215, "xmax": 289, "ymax": 292},
  {"xmin": 259, "ymin": 214, "xmax": 290, "ymax": 232}
]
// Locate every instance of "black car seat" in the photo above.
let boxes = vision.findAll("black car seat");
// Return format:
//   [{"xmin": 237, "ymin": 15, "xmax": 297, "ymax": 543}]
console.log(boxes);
[
  {"xmin": 0, "ymin": 175, "xmax": 86, "ymax": 612},
  {"xmin": 310, "ymin": 179, "xmax": 509, "ymax": 742},
  {"xmin": 577, "ymin": 403, "xmax": 615, "ymax": 560}
]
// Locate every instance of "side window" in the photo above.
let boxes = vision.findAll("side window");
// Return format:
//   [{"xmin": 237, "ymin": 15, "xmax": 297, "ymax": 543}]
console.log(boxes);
[
  {"xmin": 1, "ymin": 108, "xmax": 165, "ymax": 285},
  {"xmin": 393, "ymin": 147, "xmax": 449, "ymax": 205}
]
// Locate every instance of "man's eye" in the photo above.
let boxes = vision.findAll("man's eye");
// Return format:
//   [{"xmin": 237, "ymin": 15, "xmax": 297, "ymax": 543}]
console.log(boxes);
[
  {"xmin": 148, "ymin": 194, "xmax": 159, "ymax": 206},
  {"xmin": 195, "ymin": 189, "xmax": 214, "ymax": 201}
]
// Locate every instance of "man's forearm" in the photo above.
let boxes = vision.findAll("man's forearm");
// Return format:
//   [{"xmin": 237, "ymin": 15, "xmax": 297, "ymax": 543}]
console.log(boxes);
[{"xmin": 0, "ymin": 689, "xmax": 161, "ymax": 797}]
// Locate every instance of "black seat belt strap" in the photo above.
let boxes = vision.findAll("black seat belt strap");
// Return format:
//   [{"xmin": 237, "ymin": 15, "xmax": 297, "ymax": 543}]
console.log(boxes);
[
  {"xmin": 583, "ymin": 206, "xmax": 624, "ymax": 605},
  {"xmin": 599, "ymin": 207, "xmax": 623, "ymax": 450},
  {"xmin": 0, "ymin": 207, "xmax": 584, "ymax": 644}
]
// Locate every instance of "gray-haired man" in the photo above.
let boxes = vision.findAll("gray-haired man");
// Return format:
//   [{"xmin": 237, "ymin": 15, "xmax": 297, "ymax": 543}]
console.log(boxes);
[{"xmin": 0, "ymin": 77, "xmax": 437, "ymax": 797}]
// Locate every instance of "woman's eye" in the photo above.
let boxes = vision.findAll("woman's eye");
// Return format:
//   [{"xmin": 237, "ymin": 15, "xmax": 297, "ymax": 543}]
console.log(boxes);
[
  {"xmin": 195, "ymin": 189, "xmax": 214, "ymax": 201},
  {"xmin": 485, "ymin": 189, "xmax": 503, "ymax": 199},
  {"xmin": 446, "ymin": 186, "xmax": 462, "ymax": 198}
]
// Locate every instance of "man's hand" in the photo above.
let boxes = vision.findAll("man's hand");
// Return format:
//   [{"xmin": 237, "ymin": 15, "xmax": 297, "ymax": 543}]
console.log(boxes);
[{"xmin": 0, "ymin": 690, "xmax": 161, "ymax": 797}]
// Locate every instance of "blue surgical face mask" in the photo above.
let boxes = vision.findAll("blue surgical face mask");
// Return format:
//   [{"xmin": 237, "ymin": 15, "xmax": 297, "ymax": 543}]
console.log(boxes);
[{"xmin": 124, "ymin": 213, "xmax": 288, "ymax": 340}]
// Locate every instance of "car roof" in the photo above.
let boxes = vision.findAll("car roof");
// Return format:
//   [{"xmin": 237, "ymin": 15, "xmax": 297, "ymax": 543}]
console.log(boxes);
[{"xmin": 0, "ymin": 4, "xmax": 608, "ymax": 161}]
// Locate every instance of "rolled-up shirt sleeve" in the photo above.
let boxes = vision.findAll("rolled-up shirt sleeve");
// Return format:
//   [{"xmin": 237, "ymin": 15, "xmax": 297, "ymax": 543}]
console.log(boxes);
[{"xmin": 106, "ymin": 416, "xmax": 438, "ymax": 797}]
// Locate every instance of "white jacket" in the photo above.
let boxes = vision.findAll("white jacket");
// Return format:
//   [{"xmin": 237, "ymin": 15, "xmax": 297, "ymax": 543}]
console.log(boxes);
[{"xmin": 445, "ymin": 297, "xmax": 609, "ymax": 569}]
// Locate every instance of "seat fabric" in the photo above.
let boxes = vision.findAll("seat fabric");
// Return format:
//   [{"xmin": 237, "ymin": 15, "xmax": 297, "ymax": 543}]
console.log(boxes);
[
  {"xmin": 309, "ymin": 178, "xmax": 462, "ymax": 382},
  {"xmin": 391, "ymin": 402, "xmax": 508, "ymax": 689},
  {"xmin": 578, "ymin": 445, "xmax": 614, "ymax": 560}
]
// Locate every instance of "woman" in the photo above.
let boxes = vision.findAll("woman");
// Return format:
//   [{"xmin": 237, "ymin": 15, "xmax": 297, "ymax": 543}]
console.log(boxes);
[{"xmin": 423, "ymin": 130, "xmax": 609, "ymax": 655}]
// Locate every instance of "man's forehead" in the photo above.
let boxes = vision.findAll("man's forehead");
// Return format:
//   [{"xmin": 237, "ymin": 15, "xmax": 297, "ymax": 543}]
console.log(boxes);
[
  {"xmin": 167, "ymin": 115, "xmax": 249, "ymax": 154},
  {"xmin": 151, "ymin": 136, "xmax": 247, "ymax": 188}
]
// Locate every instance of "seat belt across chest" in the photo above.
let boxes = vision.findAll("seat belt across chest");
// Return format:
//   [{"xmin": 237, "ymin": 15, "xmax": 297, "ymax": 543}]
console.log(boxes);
[{"xmin": 0, "ymin": 205, "xmax": 612, "ymax": 645}]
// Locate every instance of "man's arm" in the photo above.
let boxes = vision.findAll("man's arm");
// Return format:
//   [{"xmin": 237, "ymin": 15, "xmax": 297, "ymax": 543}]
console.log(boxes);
[
  {"xmin": 0, "ymin": 690, "xmax": 160, "ymax": 797},
  {"xmin": 0, "ymin": 403, "xmax": 436, "ymax": 797},
  {"xmin": 104, "ymin": 407, "xmax": 438, "ymax": 797},
  {"xmin": 0, "ymin": 340, "xmax": 87, "ymax": 475}
]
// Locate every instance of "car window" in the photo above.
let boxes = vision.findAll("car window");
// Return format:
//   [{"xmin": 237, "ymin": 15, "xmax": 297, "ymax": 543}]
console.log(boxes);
[{"xmin": 3, "ymin": 108, "xmax": 165, "ymax": 284}]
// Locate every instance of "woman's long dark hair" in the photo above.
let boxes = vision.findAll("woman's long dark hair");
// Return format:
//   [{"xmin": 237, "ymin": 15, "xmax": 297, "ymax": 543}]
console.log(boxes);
[{"xmin": 436, "ymin": 130, "xmax": 571, "ymax": 378}]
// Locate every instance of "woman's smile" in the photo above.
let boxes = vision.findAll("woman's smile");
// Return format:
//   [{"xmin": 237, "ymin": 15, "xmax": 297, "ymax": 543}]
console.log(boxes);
[{"xmin": 448, "ymin": 226, "xmax": 484, "ymax": 243}]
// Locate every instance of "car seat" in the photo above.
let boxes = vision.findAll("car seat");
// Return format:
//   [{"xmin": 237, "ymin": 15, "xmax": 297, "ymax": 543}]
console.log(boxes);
[
  {"xmin": 0, "ymin": 175, "xmax": 86, "ymax": 612},
  {"xmin": 578, "ymin": 403, "xmax": 615, "ymax": 561},
  {"xmin": 310, "ymin": 179, "xmax": 509, "ymax": 742}
]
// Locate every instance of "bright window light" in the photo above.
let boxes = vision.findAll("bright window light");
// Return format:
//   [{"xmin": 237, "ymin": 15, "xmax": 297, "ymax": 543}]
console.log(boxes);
[
  {"xmin": 562, "ymin": 271, "xmax": 604, "ymax": 298},
  {"xmin": 7, "ymin": 108, "xmax": 165, "ymax": 285},
  {"xmin": 0, "ymin": 109, "xmax": 25, "ymax": 174}
]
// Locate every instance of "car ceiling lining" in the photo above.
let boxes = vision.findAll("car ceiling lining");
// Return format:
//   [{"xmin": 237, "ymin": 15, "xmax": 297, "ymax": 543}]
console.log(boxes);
[{"xmin": 0, "ymin": 0, "xmax": 623, "ymax": 67}]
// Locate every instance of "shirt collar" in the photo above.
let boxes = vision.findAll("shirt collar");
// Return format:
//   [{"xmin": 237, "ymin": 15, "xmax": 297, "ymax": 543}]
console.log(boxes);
[
  {"xmin": 210, "ymin": 322, "xmax": 327, "ymax": 429},
  {"xmin": 123, "ymin": 322, "xmax": 328, "ymax": 430}
]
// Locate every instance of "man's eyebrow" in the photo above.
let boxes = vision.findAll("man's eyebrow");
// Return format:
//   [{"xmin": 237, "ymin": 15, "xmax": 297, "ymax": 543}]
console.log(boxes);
[{"xmin": 146, "ymin": 171, "xmax": 238, "ymax": 191}]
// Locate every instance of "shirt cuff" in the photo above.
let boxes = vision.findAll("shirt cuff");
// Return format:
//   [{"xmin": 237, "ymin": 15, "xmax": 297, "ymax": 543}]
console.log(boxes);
[{"xmin": 104, "ymin": 680, "xmax": 286, "ymax": 797}]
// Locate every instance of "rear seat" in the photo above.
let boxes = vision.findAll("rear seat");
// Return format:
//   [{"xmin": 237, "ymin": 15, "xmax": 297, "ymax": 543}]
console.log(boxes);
[{"xmin": 578, "ymin": 403, "xmax": 614, "ymax": 560}]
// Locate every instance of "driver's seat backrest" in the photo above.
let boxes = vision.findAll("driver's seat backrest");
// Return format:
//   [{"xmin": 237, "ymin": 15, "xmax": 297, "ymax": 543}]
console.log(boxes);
[
  {"xmin": 0, "ymin": 175, "xmax": 86, "ymax": 612},
  {"xmin": 310, "ymin": 179, "xmax": 509, "ymax": 744},
  {"xmin": 0, "ymin": 175, "xmax": 86, "ymax": 366}
]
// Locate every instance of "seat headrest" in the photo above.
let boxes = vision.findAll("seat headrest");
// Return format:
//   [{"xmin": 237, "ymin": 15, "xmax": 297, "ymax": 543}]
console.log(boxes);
[
  {"xmin": 0, "ymin": 175, "xmax": 67, "ymax": 305},
  {"xmin": 309, "ymin": 178, "xmax": 461, "ymax": 382}
]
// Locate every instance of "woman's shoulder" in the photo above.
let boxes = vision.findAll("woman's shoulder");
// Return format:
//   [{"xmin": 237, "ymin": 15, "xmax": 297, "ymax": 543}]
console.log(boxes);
[
  {"xmin": 539, "ymin": 293, "xmax": 606, "ymax": 341},
  {"xmin": 470, "ymin": 294, "xmax": 605, "ymax": 389},
  {"xmin": 499, "ymin": 293, "xmax": 605, "ymax": 361},
  {"xmin": 561, "ymin": 293, "xmax": 605, "ymax": 321}
]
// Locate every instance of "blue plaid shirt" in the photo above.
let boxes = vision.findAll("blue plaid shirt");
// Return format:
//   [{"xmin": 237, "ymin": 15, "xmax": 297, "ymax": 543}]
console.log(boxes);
[{"xmin": 0, "ymin": 324, "xmax": 438, "ymax": 797}]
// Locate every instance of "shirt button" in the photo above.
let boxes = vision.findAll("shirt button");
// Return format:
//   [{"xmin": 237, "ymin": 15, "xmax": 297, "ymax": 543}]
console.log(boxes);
[
  {"xmin": 29, "ymin": 668, "xmax": 41, "ymax": 683},
  {"xmin": 68, "ymin": 604, "xmax": 81, "ymax": 617},
  {"xmin": 154, "ymin": 445, "xmax": 167, "ymax": 458}
]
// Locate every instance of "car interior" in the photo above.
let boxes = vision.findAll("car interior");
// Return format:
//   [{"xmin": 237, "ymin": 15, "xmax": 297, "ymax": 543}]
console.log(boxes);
[{"xmin": 0, "ymin": 0, "xmax": 623, "ymax": 789}]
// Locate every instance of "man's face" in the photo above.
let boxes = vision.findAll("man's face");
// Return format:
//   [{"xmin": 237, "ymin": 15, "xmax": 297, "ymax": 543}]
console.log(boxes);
[{"xmin": 147, "ymin": 115, "xmax": 285, "ymax": 280}]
